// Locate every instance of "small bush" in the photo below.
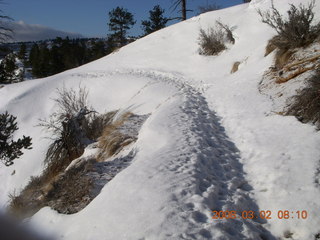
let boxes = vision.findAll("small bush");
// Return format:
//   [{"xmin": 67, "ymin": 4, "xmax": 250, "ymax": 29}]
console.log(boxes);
[
  {"xmin": 198, "ymin": 21, "xmax": 234, "ymax": 56},
  {"xmin": 39, "ymin": 86, "xmax": 97, "ymax": 173},
  {"xmin": 198, "ymin": 27, "xmax": 226, "ymax": 55},
  {"xmin": 258, "ymin": 0, "xmax": 320, "ymax": 51},
  {"xmin": 287, "ymin": 70, "xmax": 320, "ymax": 128}
]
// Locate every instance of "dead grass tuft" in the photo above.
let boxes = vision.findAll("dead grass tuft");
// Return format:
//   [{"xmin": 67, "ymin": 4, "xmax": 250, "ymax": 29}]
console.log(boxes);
[
  {"xmin": 84, "ymin": 111, "xmax": 118, "ymax": 141},
  {"xmin": 265, "ymin": 36, "xmax": 279, "ymax": 57},
  {"xmin": 274, "ymin": 49, "xmax": 295, "ymax": 70},
  {"xmin": 97, "ymin": 112, "xmax": 135, "ymax": 161}
]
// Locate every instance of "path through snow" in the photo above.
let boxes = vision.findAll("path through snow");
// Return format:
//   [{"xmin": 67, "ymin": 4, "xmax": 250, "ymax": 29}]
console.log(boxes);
[{"xmin": 127, "ymin": 71, "xmax": 276, "ymax": 239}]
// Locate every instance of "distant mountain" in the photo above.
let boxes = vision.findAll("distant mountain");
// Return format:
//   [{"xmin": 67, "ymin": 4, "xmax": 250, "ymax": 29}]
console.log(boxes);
[{"xmin": 4, "ymin": 21, "xmax": 84, "ymax": 42}]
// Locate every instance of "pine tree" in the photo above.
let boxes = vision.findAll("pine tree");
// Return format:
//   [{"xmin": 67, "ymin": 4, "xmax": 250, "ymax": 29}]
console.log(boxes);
[
  {"xmin": 105, "ymin": 35, "xmax": 116, "ymax": 53},
  {"xmin": 0, "ymin": 53, "xmax": 23, "ymax": 83},
  {"xmin": 108, "ymin": 7, "xmax": 135, "ymax": 46},
  {"xmin": 37, "ymin": 45, "xmax": 50, "ymax": 77},
  {"xmin": 29, "ymin": 43, "xmax": 41, "ymax": 77},
  {"xmin": 30, "ymin": 44, "xmax": 50, "ymax": 78},
  {"xmin": 18, "ymin": 43, "xmax": 27, "ymax": 62},
  {"xmin": 91, "ymin": 40, "xmax": 106, "ymax": 60},
  {"xmin": 0, "ymin": 112, "xmax": 32, "ymax": 166},
  {"xmin": 49, "ymin": 44, "xmax": 65, "ymax": 75},
  {"xmin": 141, "ymin": 5, "xmax": 168, "ymax": 35}
]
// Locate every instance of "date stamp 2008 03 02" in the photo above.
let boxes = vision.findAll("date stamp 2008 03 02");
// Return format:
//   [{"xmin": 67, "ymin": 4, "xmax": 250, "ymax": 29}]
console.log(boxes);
[{"xmin": 212, "ymin": 210, "xmax": 308, "ymax": 220}]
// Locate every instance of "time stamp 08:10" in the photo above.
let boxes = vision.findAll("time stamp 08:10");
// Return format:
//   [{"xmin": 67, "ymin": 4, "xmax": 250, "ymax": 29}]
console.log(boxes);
[{"xmin": 212, "ymin": 210, "xmax": 308, "ymax": 220}]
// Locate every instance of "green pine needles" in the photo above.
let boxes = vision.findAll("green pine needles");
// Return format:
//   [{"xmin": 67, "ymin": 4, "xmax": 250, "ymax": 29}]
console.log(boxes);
[{"xmin": 0, "ymin": 112, "xmax": 32, "ymax": 166}]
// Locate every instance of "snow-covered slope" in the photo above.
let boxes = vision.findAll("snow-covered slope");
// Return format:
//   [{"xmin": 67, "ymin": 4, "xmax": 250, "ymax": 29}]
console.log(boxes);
[{"xmin": 1, "ymin": 0, "xmax": 320, "ymax": 239}]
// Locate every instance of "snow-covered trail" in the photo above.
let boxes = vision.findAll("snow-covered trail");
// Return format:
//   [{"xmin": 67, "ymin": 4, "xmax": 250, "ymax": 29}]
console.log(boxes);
[
  {"xmin": 2, "ymin": 1, "xmax": 320, "ymax": 239},
  {"xmin": 132, "ymin": 72, "xmax": 276, "ymax": 239},
  {"xmin": 30, "ymin": 70, "xmax": 275, "ymax": 240}
]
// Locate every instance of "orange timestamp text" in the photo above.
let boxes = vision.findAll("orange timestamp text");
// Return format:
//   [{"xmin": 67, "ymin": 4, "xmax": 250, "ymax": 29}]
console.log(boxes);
[{"xmin": 212, "ymin": 210, "xmax": 308, "ymax": 220}]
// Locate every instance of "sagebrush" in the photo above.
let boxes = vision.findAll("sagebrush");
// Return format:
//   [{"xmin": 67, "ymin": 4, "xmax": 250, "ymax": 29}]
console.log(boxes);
[
  {"xmin": 39, "ymin": 86, "xmax": 97, "ymax": 171},
  {"xmin": 198, "ymin": 21, "xmax": 234, "ymax": 56},
  {"xmin": 258, "ymin": 0, "xmax": 320, "ymax": 51}
]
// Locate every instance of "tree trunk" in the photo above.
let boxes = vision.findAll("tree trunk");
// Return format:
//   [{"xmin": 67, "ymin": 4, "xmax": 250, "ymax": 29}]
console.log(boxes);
[{"xmin": 182, "ymin": 0, "xmax": 187, "ymax": 20}]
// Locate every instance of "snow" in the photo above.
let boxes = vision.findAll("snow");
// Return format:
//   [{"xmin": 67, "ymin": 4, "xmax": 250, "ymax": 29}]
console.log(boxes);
[{"xmin": 1, "ymin": 0, "xmax": 320, "ymax": 239}]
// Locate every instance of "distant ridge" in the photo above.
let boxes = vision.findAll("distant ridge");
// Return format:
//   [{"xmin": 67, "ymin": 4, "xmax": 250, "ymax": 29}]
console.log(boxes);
[{"xmin": 4, "ymin": 21, "xmax": 84, "ymax": 42}]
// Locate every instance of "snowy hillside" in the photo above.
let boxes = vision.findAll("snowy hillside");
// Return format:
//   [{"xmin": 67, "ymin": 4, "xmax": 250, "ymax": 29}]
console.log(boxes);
[{"xmin": 1, "ymin": 0, "xmax": 320, "ymax": 239}]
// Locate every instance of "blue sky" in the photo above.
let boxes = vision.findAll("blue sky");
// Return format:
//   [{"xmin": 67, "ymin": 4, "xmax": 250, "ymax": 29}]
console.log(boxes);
[{"xmin": 2, "ymin": 0, "xmax": 243, "ymax": 37}]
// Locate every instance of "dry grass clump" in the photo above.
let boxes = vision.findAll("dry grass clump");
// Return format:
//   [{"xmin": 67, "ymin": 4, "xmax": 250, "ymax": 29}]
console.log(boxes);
[
  {"xmin": 84, "ymin": 111, "xmax": 117, "ymax": 140},
  {"xmin": 8, "ymin": 86, "xmax": 119, "ymax": 218},
  {"xmin": 265, "ymin": 38, "xmax": 295, "ymax": 70},
  {"xmin": 286, "ymin": 70, "xmax": 320, "ymax": 128},
  {"xmin": 265, "ymin": 38, "xmax": 277, "ymax": 57},
  {"xmin": 9, "ymin": 159, "xmax": 94, "ymax": 217},
  {"xmin": 8, "ymin": 110, "xmax": 141, "ymax": 218},
  {"xmin": 198, "ymin": 20, "xmax": 234, "ymax": 56},
  {"xmin": 97, "ymin": 112, "xmax": 136, "ymax": 161},
  {"xmin": 45, "ymin": 159, "xmax": 94, "ymax": 214},
  {"xmin": 274, "ymin": 48, "xmax": 295, "ymax": 70},
  {"xmin": 9, "ymin": 177, "xmax": 46, "ymax": 217},
  {"xmin": 9, "ymin": 85, "xmax": 146, "ymax": 218}
]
